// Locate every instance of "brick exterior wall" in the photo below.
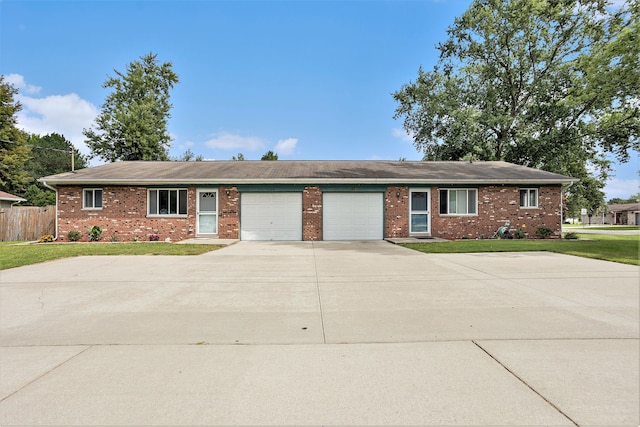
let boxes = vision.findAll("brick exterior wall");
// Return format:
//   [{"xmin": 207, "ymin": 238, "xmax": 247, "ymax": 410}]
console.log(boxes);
[
  {"xmin": 218, "ymin": 186, "xmax": 239, "ymax": 239},
  {"xmin": 56, "ymin": 184, "xmax": 563, "ymax": 242},
  {"xmin": 57, "ymin": 186, "xmax": 197, "ymax": 242},
  {"xmin": 430, "ymin": 185, "xmax": 562, "ymax": 239},
  {"xmin": 302, "ymin": 186, "xmax": 322, "ymax": 241},
  {"xmin": 384, "ymin": 186, "xmax": 409, "ymax": 238}
]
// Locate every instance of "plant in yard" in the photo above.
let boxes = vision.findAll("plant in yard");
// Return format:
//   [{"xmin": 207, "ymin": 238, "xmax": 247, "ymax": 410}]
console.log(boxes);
[
  {"xmin": 514, "ymin": 229, "xmax": 526, "ymax": 239},
  {"xmin": 564, "ymin": 232, "xmax": 579, "ymax": 240},
  {"xmin": 109, "ymin": 234, "xmax": 120, "ymax": 242},
  {"xmin": 535, "ymin": 226, "xmax": 554, "ymax": 239},
  {"xmin": 67, "ymin": 230, "xmax": 81, "ymax": 241},
  {"xmin": 87, "ymin": 225, "xmax": 103, "ymax": 241},
  {"xmin": 149, "ymin": 234, "xmax": 160, "ymax": 241},
  {"xmin": 38, "ymin": 234, "xmax": 54, "ymax": 243}
]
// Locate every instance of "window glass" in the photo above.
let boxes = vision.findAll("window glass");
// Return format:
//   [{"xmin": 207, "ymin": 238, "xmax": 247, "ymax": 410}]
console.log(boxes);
[
  {"xmin": 179, "ymin": 190, "xmax": 188, "ymax": 214},
  {"xmin": 84, "ymin": 189, "xmax": 102, "ymax": 209},
  {"xmin": 84, "ymin": 190, "xmax": 93, "ymax": 208},
  {"xmin": 411, "ymin": 192, "xmax": 427, "ymax": 211},
  {"xmin": 411, "ymin": 214, "xmax": 428, "ymax": 233},
  {"xmin": 95, "ymin": 190, "xmax": 103, "ymax": 208},
  {"xmin": 439, "ymin": 190, "xmax": 448, "ymax": 214},
  {"xmin": 520, "ymin": 189, "xmax": 538, "ymax": 208},
  {"xmin": 149, "ymin": 190, "xmax": 158, "ymax": 214},
  {"xmin": 440, "ymin": 189, "xmax": 477, "ymax": 215},
  {"xmin": 149, "ymin": 189, "xmax": 187, "ymax": 215},
  {"xmin": 467, "ymin": 190, "xmax": 476, "ymax": 214}
]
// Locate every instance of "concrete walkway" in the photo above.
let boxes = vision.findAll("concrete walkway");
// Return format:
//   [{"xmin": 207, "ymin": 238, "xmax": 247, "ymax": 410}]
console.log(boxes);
[{"xmin": 1, "ymin": 241, "xmax": 638, "ymax": 425}]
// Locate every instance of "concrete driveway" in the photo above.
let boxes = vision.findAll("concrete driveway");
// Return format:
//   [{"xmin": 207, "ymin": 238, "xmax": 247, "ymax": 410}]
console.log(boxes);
[{"xmin": 1, "ymin": 241, "xmax": 638, "ymax": 425}]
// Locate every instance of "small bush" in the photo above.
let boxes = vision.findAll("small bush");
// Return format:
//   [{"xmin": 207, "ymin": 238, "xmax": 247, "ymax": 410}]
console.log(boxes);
[
  {"xmin": 149, "ymin": 234, "xmax": 160, "ymax": 241},
  {"xmin": 514, "ymin": 229, "xmax": 526, "ymax": 239},
  {"xmin": 87, "ymin": 225, "xmax": 103, "ymax": 241},
  {"xmin": 67, "ymin": 230, "xmax": 81, "ymax": 241},
  {"xmin": 38, "ymin": 234, "xmax": 54, "ymax": 243},
  {"xmin": 535, "ymin": 226, "xmax": 554, "ymax": 239},
  {"xmin": 564, "ymin": 232, "xmax": 579, "ymax": 240}
]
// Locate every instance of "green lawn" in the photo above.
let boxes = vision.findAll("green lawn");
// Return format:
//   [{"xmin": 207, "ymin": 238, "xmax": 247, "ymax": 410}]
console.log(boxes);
[
  {"xmin": 563, "ymin": 224, "xmax": 640, "ymax": 231},
  {"xmin": 402, "ymin": 234, "xmax": 639, "ymax": 266},
  {"xmin": 0, "ymin": 242, "xmax": 222, "ymax": 270}
]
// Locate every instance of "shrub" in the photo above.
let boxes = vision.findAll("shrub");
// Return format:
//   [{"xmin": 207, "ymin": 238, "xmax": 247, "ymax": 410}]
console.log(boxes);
[
  {"xmin": 67, "ymin": 230, "xmax": 81, "ymax": 241},
  {"xmin": 87, "ymin": 225, "xmax": 103, "ymax": 241},
  {"xmin": 535, "ymin": 226, "xmax": 554, "ymax": 239},
  {"xmin": 564, "ymin": 232, "xmax": 579, "ymax": 240},
  {"xmin": 514, "ymin": 229, "xmax": 526, "ymax": 239},
  {"xmin": 149, "ymin": 234, "xmax": 160, "ymax": 241},
  {"xmin": 38, "ymin": 234, "xmax": 54, "ymax": 243}
]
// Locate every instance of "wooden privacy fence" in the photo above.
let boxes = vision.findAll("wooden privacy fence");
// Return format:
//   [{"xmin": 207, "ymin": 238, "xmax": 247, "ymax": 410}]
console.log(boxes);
[{"xmin": 0, "ymin": 206, "xmax": 56, "ymax": 241}]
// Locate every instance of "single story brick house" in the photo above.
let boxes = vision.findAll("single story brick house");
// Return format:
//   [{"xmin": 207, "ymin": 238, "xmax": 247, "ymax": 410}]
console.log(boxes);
[{"xmin": 39, "ymin": 160, "xmax": 575, "ymax": 242}]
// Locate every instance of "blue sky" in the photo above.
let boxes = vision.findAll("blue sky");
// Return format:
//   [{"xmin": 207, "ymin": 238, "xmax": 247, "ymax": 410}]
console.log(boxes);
[{"xmin": 1, "ymin": 0, "xmax": 637, "ymax": 199}]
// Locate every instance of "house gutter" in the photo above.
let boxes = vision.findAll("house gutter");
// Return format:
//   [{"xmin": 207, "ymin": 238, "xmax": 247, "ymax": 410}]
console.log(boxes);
[
  {"xmin": 39, "ymin": 178, "xmax": 577, "ymax": 186},
  {"xmin": 40, "ymin": 180, "xmax": 58, "ymax": 241}
]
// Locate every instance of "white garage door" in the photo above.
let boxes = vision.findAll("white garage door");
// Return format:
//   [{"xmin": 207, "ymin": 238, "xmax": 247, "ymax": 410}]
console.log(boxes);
[
  {"xmin": 323, "ymin": 193, "xmax": 384, "ymax": 240},
  {"xmin": 240, "ymin": 193, "xmax": 302, "ymax": 241}
]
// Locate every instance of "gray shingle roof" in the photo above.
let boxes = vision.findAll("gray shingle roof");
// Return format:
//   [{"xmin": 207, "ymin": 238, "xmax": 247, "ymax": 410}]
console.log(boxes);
[{"xmin": 40, "ymin": 160, "xmax": 575, "ymax": 185}]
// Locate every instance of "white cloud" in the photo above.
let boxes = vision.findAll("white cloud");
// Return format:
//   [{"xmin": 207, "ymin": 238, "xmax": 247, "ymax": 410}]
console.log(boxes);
[
  {"xmin": 392, "ymin": 127, "xmax": 414, "ymax": 143},
  {"xmin": 204, "ymin": 131, "xmax": 265, "ymax": 151},
  {"xmin": 604, "ymin": 177, "xmax": 640, "ymax": 200},
  {"xmin": 5, "ymin": 73, "xmax": 41, "ymax": 95},
  {"xmin": 274, "ymin": 137, "xmax": 298, "ymax": 155},
  {"xmin": 17, "ymin": 92, "xmax": 98, "ymax": 157}
]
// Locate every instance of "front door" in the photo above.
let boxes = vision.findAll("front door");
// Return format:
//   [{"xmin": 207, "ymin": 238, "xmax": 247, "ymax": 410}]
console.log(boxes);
[
  {"xmin": 197, "ymin": 189, "xmax": 217, "ymax": 235},
  {"xmin": 410, "ymin": 189, "xmax": 431, "ymax": 234}
]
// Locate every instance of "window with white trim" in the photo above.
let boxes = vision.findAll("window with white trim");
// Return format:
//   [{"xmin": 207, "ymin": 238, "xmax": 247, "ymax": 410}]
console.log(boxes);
[
  {"xmin": 439, "ymin": 188, "xmax": 477, "ymax": 215},
  {"xmin": 83, "ymin": 188, "xmax": 103, "ymax": 209},
  {"xmin": 520, "ymin": 188, "xmax": 538, "ymax": 208},
  {"xmin": 148, "ymin": 189, "xmax": 188, "ymax": 215}
]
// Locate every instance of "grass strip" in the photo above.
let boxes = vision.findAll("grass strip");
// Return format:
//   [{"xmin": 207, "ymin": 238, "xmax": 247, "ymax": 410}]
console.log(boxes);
[
  {"xmin": 401, "ymin": 234, "xmax": 639, "ymax": 266},
  {"xmin": 0, "ymin": 242, "xmax": 222, "ymax": 270}
]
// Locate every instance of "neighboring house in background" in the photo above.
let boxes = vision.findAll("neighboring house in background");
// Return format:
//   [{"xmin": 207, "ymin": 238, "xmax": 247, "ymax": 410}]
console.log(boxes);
[
  {"xmin": 0, "ymin": 191, "xmax": 26, "ymax": 209},
  {"xmin": 607, "ymin": 203, "xmax": 640, "ymax": 225},
  {"xmin": 39, "ymin": 160, "xmax": 575, "ymax": 242}
]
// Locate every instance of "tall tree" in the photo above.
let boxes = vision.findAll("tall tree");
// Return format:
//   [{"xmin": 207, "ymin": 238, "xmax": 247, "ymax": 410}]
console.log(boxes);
[
  {"xmin": 21, "ymin": 133, "xmax": 88, "ymax": 206},
  {"xmin": 83, "ymin": 52, "xmax": 179, "ymax": 162},
  {"xmin": 261, "ymin": 150, "xmax": 278, "ymax": 160},
  {"xmin": 393, "ymin": 0, "xmax": 639, "ymax": 210},
  {"xmin": 172, "ymin": 148, "xmax": 203, "ymax": 161},
  {"xmin": 0, "ymin": 76, "xmax": 32, "ymax": 194},
  {"xmin": 26, "ymin": 133, "xmax": 88, "ymax": 178}
]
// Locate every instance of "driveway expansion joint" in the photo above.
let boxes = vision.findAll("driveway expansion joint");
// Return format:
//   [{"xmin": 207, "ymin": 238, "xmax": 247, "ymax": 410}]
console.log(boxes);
[{"xmin": 472, "ymin": 340, "xmax": 580, "ymax": 427}]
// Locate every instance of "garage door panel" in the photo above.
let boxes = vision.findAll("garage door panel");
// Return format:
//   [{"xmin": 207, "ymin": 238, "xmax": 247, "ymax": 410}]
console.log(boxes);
[
  {"xmin": 241, "ymin": 193, "xmax": 302, "ymax": 241},
  {"xmin": 323, "ymin": 193, "xmax": 383, "ymax": 240}
]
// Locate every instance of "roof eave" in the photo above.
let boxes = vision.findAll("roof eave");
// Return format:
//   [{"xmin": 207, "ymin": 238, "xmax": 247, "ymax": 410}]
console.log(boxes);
[{"xmin": 39, "ymin": 177, "xmax": 577, "ymax": 186}]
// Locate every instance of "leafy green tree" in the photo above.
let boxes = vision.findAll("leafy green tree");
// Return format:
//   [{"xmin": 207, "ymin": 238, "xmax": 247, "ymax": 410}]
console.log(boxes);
[
  {"xmin": 26, "ymin": 133, "xmax": 88, "ymax": 178},
  {"xmin": 393, "ymin": 0, "xmax": 638, "ymax": 211},
  {"xmin": 21, "ymin": 133, "xmax": 87, "ymax": 206},
  {"xmin": 21, "ymin": 184, "xmax": 55, "ymax": 206},
  {"xmin": 0, "ymin": 76, "xmax": 32, "ymax": 194},
  {"xmin": 172, "ymin": 148, "xmax": 203, "ymax": 161},
  {"xmin": 83, "ymin": 52, "xmax": 179, "ymax": 161},
  {"xmin": 608, "ymin": 192, "xmax": 640, "ymax": 204},
  {"xmin": 261, "ymin": 150, "xmax": 278, "ymax": 160},
  {"xmin": 231, "ymin": 153, "xmax": 245, "ymax": 161}
]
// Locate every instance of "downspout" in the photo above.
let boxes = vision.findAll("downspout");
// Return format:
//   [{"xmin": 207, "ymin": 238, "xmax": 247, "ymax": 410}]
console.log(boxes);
[
  {"xmin": 41, "ymin": 181, "xmax": 58, "ymax": 241},
  {"xmin": 561, "ymin": 181, "xmax": 575, "ymax": 229}
]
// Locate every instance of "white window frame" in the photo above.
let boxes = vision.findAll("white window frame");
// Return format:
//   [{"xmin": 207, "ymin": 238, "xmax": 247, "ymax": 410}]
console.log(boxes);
[
  {"xmin": 148, "ymin": 189, "xmax": 188, "ymax": 217},
  {"xmin": 520, "ymin": 188, "xmax": 539, "ymax": 208},
  {"xmin": 439, "ymin": 188, "xmax": 477, "ymax": 216},
  {"xmin": 83, "ymin": 188, "xmax": 103, "ymax": 210},
  {"xmin": 409, "ymin": 188, "xmax": 431, "ymax": 234}
]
